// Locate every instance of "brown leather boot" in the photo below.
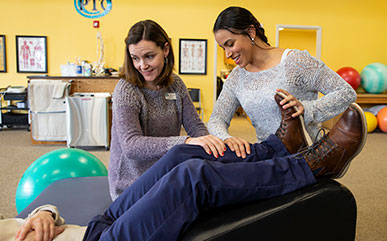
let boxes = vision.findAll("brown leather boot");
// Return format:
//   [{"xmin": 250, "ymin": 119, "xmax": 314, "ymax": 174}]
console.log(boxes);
[
  {"xmin": 300, "ymin": 103, "xmax": 367, "ymax": 179},
  {"xmin": 275, "ymin": 92, "xmax": 312, "ymax": 154}
]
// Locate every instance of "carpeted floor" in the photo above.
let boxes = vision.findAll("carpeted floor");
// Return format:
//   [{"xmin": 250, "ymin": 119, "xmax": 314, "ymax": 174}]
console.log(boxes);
[{"xmin": 0, "ymin": 116, "xmax": 386, "ymax": 240}]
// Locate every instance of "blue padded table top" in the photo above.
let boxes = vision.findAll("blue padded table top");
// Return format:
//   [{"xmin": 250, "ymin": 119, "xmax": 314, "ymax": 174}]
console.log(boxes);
[{"xmin": 16, "ymin": 176, "xmax": 112, "ymax": 226}]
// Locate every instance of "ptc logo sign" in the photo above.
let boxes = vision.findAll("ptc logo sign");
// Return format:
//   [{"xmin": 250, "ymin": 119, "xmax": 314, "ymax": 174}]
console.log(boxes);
[{"xmin": 74, "ymin": 0, "xmax": 112, "ymax": 18}]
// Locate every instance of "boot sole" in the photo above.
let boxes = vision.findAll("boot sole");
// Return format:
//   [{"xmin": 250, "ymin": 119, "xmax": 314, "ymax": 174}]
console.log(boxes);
[
  {"xmin": 334, "ymin": 102, "xmax": 368, "ymax": 179},
  {"xmin": 275, "ymin": 91, "xmax": 313, "ymax": 147}
]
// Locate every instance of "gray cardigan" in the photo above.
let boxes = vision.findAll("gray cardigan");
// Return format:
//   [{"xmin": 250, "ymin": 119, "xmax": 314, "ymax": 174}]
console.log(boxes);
[{"xmin": 108, "ymin": 74, "xmax": 208, "ymax": 199}]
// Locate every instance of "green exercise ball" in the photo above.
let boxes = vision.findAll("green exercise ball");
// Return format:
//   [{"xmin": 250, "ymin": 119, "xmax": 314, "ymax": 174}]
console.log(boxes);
[{"xmin": 15, "ymin": 148, "xmax": 107, "ymax": 213}]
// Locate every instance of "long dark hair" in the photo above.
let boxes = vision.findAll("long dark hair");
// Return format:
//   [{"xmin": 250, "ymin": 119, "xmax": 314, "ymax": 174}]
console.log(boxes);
[
  {"xmin": 213, "ymin": 6, "xmax": 270, "ymax": 46},
  {"xmin": 120, "ymin": 20, "xmax": 175, "ymax": 88}
]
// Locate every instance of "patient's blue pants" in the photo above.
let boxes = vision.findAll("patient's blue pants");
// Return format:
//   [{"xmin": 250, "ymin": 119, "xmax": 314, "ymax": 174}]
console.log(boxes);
[{"xmin": 83, "ymin": 135, "xmax": 316, "ymax": 241}]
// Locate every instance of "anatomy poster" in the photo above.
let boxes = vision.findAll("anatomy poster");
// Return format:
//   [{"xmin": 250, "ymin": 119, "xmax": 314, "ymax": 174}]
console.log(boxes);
[
  {"xmin": 16, "ymin": 36, "xmax": 47, "ymax": 73},
  {"xmin": 179, "ymin": 39, "xmax": 207, "ymax": 75}
]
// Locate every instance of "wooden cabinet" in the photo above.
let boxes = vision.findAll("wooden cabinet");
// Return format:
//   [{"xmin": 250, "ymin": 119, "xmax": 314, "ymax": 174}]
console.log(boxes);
[
  {"xmin": 356, "ymin": 93, "xmax": 387, "ymax": 105},
  {"xmin": 28, "ymin": 76, "xmax": 119, "ymax": 94}
]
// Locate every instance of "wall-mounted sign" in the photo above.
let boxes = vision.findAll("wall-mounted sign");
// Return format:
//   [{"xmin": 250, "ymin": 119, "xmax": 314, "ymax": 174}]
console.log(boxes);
[{"xmin": 74, "ymin": 0, "xmax": 112, "ymax": 18}]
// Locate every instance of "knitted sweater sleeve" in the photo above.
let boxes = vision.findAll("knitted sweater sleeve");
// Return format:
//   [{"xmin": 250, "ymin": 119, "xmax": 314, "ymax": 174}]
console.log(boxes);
[
  {"xmin": 207, "ymin": 69, "xmax": 241, "ymax": 140},
  {"xmin": 112, "ymin": 80, "xmax": 187, "ymax": 161},
  {"xmin": 287, "ymin": 50, "xmax": 357, "ymax": 125}
]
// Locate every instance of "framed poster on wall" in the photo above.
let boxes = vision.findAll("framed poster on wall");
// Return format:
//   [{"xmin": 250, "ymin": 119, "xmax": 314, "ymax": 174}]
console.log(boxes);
[
  {"xmin": 179, "ymin": 39, "xmax": 207, "ymax": 75},
  {"xmin": 16, "ymin": 35, "xmax": 47, "ymax": 73},
  {"xmin": 0, "ymin": 35, "xmax": 6, "ymax": 72}
]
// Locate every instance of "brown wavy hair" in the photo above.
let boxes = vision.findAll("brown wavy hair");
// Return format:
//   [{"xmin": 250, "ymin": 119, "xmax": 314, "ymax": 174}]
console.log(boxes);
[{"xmin": 120, "ymin": 20, "xmax": 175, "ymax": 88}]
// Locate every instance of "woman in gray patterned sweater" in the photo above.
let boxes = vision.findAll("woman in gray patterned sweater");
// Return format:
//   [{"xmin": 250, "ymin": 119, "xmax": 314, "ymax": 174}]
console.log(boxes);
[
  {"xmin": 109, "ymin": 20, "xmax": 226, "ymax": 200},
  {"xmin": 208, "ymin": 6, "xmax": 356, "ymax": 157}
]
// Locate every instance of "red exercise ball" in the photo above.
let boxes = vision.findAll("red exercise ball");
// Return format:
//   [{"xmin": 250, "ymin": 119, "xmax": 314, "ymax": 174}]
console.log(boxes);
[
  {"xmin": 377, "ymin": 107, "xmax": 387, "ymax": 133},
  {"xmin": 337, "ymin": 67, "xmax": 361, "ymax": 90}
]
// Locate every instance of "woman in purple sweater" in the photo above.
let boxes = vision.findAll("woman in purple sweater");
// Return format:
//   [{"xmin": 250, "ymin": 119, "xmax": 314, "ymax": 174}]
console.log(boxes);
[{"xmin": 109, "ymin": 20, "xmax": 226, "ymax": 200}]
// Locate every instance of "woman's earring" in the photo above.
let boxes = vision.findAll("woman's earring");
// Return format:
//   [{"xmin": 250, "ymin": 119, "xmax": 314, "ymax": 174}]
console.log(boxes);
[
  {"xmin": 251, "ymin": 37, "xmax": 255, "ymax": 45},
  {"xmin": 165, "ymin": 56, "xmax": 168, "ymax": 64}
]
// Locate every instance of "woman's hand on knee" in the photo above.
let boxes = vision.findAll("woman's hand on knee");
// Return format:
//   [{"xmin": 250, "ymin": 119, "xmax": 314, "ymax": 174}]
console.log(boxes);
[
  {"xmin": 185, "ymin": 135, "xmax": 226, "ymax": 158},
  {"xmin": 276, "ymin": 89, "xmax": 304, "ymax": 117},
  {"xmin": 15, "ymin": 210, "xmax": 63, "ymax": 241},
  {"xmin": 224, "ymin": 137, "xmax": 251, "ymax": 158}
]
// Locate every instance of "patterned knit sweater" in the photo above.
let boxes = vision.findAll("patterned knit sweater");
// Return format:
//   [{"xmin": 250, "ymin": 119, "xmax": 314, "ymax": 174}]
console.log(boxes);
[
  {"xmin": 208, "ymin": 49, "xmax": 357, "ymax": 143},
  {"xmin": 109, "ymin": 74, "xmax": 208, "ymax": 199}
]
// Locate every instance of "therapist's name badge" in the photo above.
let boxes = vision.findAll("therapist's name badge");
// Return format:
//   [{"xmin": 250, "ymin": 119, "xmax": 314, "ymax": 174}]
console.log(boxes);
[{"xmin": 165, "ymin": 93, "xmax": 176, "ymax": 100}]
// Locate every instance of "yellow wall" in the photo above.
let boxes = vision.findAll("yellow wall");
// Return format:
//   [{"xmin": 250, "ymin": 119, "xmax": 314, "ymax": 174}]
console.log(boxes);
[
  {"xmin": 278, "ymin": 29, "xmax": 317, "ymax": 57},
  {"xmin": 1, "ymin": 0, "xmax": 387, "ymax": 121}
]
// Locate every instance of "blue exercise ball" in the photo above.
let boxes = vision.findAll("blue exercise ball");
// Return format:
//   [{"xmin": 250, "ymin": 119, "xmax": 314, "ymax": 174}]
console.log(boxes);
[
  {"xmin": 15, "ymin": 148, "xmax": 107, "ymax": 213},
  {"xmin": 360, "ymin": 63, "xmax": 387, "ymax": 94}
]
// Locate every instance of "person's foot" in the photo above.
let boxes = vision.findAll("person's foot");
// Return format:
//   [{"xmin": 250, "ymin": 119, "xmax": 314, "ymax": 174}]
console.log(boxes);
[
  {"xmin": 300, "ymin": 103, "xmax": 367, "ymax": 179},
  {"xmin": 275, "ymin": 92, "xmax": 312, "ymax": 154}
]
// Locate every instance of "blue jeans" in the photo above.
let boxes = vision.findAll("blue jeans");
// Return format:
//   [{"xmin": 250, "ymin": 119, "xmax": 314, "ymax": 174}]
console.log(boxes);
[{"xmin": 83, "ymin": 135, "xmax": 316, "ymax": 241}]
